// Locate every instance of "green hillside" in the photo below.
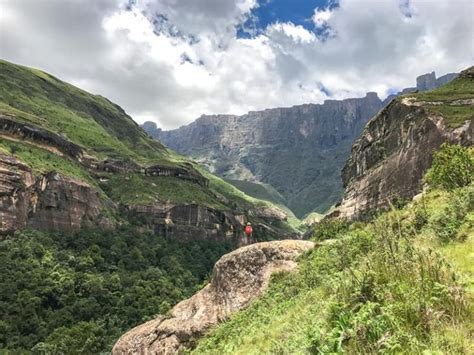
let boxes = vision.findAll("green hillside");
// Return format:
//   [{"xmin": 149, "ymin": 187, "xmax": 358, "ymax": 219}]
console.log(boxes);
[
  {"xmin": 0, "ymin": 59, "xmax": 298, "ymax": 353},
  {"xmin": 194, "ymin": 146, "xmax": 474, "ymax": 354},
  {"xmin": 0, "ymin": 59, "xmax": 298, "ymax": 221},
  {"xmin": 410, "ymin": 69, "xmax": 474, "ymax": 128}
]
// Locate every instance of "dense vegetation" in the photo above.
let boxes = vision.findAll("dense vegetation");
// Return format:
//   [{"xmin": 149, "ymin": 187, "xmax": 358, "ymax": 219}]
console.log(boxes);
[
  {"xmin": 194, "ymin": 146, "xmax": 474, "ymax": 354},
  {"xmin": 0, "ymin": 226, "xmax": 234, "ymax": 353}
]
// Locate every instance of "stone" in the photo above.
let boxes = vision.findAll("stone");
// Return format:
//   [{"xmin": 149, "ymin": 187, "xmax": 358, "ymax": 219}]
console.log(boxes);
[
  {"xmin": 338, "ymin": 69, "xmax": 473, "ymax": 220},
  {"xmin": 0, "ymin": 153, "xmax": 106, "ymax": 233},
  {"xmin": 112, "ymin": 240, "xmax": 315, "ymax": 354}
]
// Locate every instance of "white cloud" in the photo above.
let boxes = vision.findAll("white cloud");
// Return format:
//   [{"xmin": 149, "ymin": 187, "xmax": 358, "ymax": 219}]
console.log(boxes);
[
  {"xmin": 313, "ymin": 8, "xmax": 332, "ymax": 28},
  {"xmin": 0, "ymin": 0, "xmax": 472, "ymax": 129}
]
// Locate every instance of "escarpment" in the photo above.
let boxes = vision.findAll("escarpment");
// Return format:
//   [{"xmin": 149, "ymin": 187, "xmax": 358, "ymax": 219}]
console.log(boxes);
[
  {"xmin": 0, "ymin": 59, "xmax": 295, "ymax": 240},
  {"xmin": 112, "ymin": 240, "xmax": 315, "ymax": 354},
  {"xmin": 0, "ymin": 153, "xmax": 105, "ymax": 233},
  {"xmin": 339, "ymin": 67, "xmax": 473, "ymax": 219},
  {"xmin": 145, "ymin": 93, "xmax": 383, "ymax": 217}
]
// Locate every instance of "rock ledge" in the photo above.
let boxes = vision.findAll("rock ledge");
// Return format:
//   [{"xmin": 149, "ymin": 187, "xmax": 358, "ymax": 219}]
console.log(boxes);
[{"xmin": 113, "ymin": 240, "xmax": 315, "ymax": 354}]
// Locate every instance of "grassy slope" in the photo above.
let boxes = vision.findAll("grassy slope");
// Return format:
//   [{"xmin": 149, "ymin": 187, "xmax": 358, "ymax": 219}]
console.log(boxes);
[
  {"xmin": 411, "ymin": 70, "xmax": 474, "ymax": 128},
  {"xmin": 0, "ymin": 59, "xmax": 298, "ymax": 229},
  {"xmin": 194, "ymin": 184, "xmax": 473, "ymax": 354}
]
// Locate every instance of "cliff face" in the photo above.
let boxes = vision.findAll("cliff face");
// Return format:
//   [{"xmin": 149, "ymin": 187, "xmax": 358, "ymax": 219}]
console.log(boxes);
[
  {"xmin": 112, "ymin": 240, "xmax": 316, "ymax": 354},
  {"xmin": 339, "ymin": 68, "xmax": 473, "ymax": 219},
  {"xmin": 0, "ymin": 59, "xmax": 296, "ymax": 240},
  {"xmin": 0, "ymin": 153, "xmax": 105, "ymax": 233},
  {"xmin": 146, "ymin": 93, "xmax": 383, "ymax": 217},
  {"xmin": 144, "ymin": 71, "xmax": 458, "ymax": 218}
]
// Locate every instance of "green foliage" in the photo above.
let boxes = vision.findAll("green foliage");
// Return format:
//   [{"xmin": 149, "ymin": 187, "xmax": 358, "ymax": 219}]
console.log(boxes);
[
  {"xmin": 0, "ymin": 228, "xmax": 233, "ymax": 353},
  {"xmin": 0, "ymin": 60, "xmax": 169, "ymax": 164},
  {"xmin": 0, "ymin": 140, "xmax": 95, "ymax": 185},
  {"xmin": 426, "ymin": 144, "xmax": 474, "ymax": 190},
  {"xmin": 311, "ymin": 218, "xmax": 349, "ymax": 241},
  {"xmin": 194, "ymin": 184, "xmax": 473, "ymax": 354}
]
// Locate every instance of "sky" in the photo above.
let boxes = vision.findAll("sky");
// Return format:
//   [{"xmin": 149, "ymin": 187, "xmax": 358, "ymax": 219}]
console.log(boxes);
[{"xmin": 0, "ymin": 0, "xmax": 473, "ymax": 130}]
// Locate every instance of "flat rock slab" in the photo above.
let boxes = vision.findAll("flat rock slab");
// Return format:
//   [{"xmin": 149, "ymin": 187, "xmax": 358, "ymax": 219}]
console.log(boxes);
[{"xmin": 113, "ymin": 240, "xmax": 315, "ymax": 355}]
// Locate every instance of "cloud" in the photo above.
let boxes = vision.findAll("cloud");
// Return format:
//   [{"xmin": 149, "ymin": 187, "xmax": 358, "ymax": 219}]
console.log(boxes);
[{"xmin": 0, "ymin": 0, "xmax": 472, "ymax": 129}]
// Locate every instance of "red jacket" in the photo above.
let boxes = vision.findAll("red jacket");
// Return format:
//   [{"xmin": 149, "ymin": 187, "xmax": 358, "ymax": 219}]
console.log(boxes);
[{"xmin": 244, "ymin": 225, "xmax": 253, "ymax": 236}]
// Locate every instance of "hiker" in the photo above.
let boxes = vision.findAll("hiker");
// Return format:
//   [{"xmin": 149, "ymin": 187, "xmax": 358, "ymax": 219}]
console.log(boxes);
[{"xmin": 244, "ymin": 222, "xmax": 253, "ymax": 243}]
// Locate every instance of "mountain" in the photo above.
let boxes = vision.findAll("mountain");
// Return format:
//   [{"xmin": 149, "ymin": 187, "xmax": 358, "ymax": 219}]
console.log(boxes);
[
  {"xmin": 0, "ymin": 59, "xmax": 299, "ymax": 353},
  {"xmin": 144, "ymin": 93, "xmax": 383, "ymax": 218},
  {"xmin": 142, "ymin": 72, "xmax": 458, "ymax": 219},
  {"xmin": 0, "ymin": 59, "xmax": 297, "ymax": 240},
  {"xmin": 339, "ymin": 67, "xmax": 473, "ymax": 219},
  {"xmin": 122, "ymin": 69, "xmax": 473, "ymax": 354}
]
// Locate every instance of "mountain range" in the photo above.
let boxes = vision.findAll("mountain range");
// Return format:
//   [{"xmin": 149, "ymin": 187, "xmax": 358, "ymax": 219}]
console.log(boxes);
[{"xmin": 143, "ymin": 71, "xmax": 458, "ymax": 218}]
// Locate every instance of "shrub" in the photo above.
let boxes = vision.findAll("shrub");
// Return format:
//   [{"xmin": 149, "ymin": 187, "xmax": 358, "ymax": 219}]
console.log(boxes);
[
  {"xmin": 311, "ymin": 218, "xmax": 349, "ymax": 241},
  {"xmin": 426, "ymin": 143, "xmax": 474, "ymax": 190}
]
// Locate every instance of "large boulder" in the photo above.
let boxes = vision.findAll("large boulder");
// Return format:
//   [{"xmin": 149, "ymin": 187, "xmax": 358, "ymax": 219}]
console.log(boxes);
[{"xmin": 112, "ymin": 240, "xmax": 315, "ymax": 354}]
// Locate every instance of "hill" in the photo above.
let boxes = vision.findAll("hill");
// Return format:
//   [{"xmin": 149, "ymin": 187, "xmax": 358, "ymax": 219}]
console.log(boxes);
[
  {"xmin": 0, "ymin": 59, "xmax": 298, "ymax": 239},
  {"xmin": 340, "ymin": 67, "xmax": 473, "ymax": 219},
  {"xmin": 0, "ymin": 59, "xmax": 298, "ymax": 353}
]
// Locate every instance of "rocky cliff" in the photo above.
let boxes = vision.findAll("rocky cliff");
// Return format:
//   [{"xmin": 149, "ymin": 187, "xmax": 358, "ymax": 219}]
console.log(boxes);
[
  {"xmin": 0, "ymin": 153, "xmax": 106, "ymax": 233},
  {"xmin": 0, "ymin": 59, "xmax": 296, "ymax": 240},
  {"xmin": 145, "ymin": 93, "xmax": 383, "ymax": 217},
  {"xmin": 112, "ymin": 240, "xmax": 315, "ymax": 354},
  {"xmin": 339, "ymin": 67, "xmax": 473, "ymax": 219},
  {"xmin": 143, "ymin": 72, "xmax": 458, "ymax": 218}
]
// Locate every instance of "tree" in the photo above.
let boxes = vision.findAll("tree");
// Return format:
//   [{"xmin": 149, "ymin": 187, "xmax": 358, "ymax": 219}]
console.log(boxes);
[{"xmin": 426, "ymin": 143, "xmax": 473, "ymax": 190}]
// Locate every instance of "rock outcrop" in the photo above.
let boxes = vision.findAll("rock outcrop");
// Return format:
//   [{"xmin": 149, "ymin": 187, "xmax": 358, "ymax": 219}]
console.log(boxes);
[
  {"xmin": 382, "ymin": 71, "xmax": 458, "ymax": 106},
  {"xmin": 113, "ymin": 240, "xmax": 315, "ymax": 354},
  {"xmin": 0, "ymin": 153, "xmax": 105, "ymax": 233},
  {"xmin": 0, "ymin": 114, "xmax": 84, "ymax": 158},
  {"xmin": 144, "ymin": 93, "xmax": 383, "ymax": 217},
  {"xmin": 339, "ymin": 68, "xmax": 473, "ymax": 219}
]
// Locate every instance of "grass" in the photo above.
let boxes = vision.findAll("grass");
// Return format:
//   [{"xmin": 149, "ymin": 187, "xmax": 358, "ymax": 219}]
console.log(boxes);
[
  {"xmin": 102, "ymin": 173, "xmax": 227, "ymax": 209},
  {"xmin": 425, "ymin": 104, "xmax": 473, "ymax": 128},
  {"xmin": 0, "ymin": 60, "xmax": 298, "ymax": 234},
  {"xmin": 193, "ymin": 184, "xmax": 474, "ymax": 354},
  {"xmin": 224, "ymin": 179, "xmax": 287, "ymax": 207},
  {"xmin": 0, "ymin": 59, "xmax": 170, "ymax": 164},
  {"xmin": 0, "ymin": 139, "xmax": 95, "ymax": 185},
  {"xmin": 414, "ymin": 75, "xmax": 474, "ymax": 102},
  {"xmin": 408, "ymin": 74, "xmax": 474, "ymax": 128}
]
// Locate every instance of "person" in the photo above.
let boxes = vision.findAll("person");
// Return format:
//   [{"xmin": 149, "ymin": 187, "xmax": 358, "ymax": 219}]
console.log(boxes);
[{"xmin": 244, "ymin": 222, "xmax": 253, "ymax": 243}]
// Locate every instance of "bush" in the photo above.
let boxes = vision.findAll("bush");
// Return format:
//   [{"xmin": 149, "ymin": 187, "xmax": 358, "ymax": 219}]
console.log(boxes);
[
  {"xmin": 426, "ymin": 144, "xmax": 474, "ymax": 190},
  {"xmin": 311, "ymin": 218, "xmax": 349, "ymax": 241}
]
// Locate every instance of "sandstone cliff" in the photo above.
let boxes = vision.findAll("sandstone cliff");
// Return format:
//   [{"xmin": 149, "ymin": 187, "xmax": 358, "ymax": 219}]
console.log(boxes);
[
  {"xmin": 112, "ymin": 240, "xmax": 315, "ymax": 354},
  {"xmin": 339, "ymin": 67, "xmax": 473, "ymax": 219},
  {"xmin": 0, "ymin": 153, "xmax": 106, "ymax": 233},
  {"xmin": 145, "ymin": 93, "xmax": 383, "ymax": 217}
]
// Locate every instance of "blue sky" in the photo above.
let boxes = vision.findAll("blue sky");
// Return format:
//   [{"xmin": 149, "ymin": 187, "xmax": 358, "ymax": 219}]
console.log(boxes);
[{"xmin": 240, "ymin": 0, "xmax": 337, "ymax": 36}]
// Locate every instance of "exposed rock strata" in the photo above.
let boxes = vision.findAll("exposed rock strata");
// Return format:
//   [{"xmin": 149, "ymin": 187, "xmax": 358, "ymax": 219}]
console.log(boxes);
[
  {"xmin": 112, "ymin": 240, "xmax": 315, "ymax": 354},
  {"xmin": 0, "ymin": 114, "xmax": 84, "ymax": 158},
  {"xmin": 0, "ymin": 153, "xmax": 105, "ymax": 233},
  {"xmin": 339, "ymin": 69, "xmax": 473, "ymax": 219},
  {"xmin": 143, "ymin": 72, "xmax": 458, "ymax": 217}
]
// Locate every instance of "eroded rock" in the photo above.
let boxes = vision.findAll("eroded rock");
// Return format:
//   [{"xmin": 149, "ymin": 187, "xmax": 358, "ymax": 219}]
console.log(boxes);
[
  {"xmin": 339, "ymin": 68, "xmax": 473, "ymax": 219},
  {"xmin": 112, "ymin": 240, "xmax": 315, "ymax": 354},
  {"xmin": 0, "ymin": 153, "xmax": 106, "ymax": 233}
]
